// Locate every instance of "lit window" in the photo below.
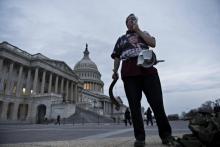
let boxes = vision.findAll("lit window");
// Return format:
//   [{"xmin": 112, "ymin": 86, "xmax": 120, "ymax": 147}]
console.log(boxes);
[
  {"xmin": 22, "ymin": 88, "xmax": 26, "ymax": 94},
  {"xmin": 89, "ymin": 83, "xmax": 91, "ymax": 90}
]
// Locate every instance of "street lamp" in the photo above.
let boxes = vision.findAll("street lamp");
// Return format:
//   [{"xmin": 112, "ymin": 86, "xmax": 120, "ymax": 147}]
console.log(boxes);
[{"xmin": 93, "ymin": 100, "xmax": 97, "ymax": 109}]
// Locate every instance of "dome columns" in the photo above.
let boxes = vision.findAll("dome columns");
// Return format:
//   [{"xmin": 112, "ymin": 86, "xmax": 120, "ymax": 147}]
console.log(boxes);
[
  {"xmin": 83, "ymin": 81, "xmax": 103, "ymax": 93},
  {"xmin": 73, "ymin": 44, "xmax": 104, "ymax": 93}
]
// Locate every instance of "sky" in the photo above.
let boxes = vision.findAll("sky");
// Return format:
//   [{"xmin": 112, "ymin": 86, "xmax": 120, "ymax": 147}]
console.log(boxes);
[{"xmin": 0, "ymin": 0, "xmax": 220, "ymax": 115}]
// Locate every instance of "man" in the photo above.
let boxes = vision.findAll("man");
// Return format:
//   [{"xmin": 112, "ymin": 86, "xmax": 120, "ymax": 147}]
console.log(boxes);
[
  {"xmin": 56, "ymin": 115, "xmax": 61, "ymax": 125},
  {"xmin": 111, "ymin": 14, "xmax": 173, "ymax": 146},
  {"xmin": 145, "ymin": 107, "xmax": 153, "ymax": 126},
  {"xmin": 124, "ymin": 108, "xmax": 132, "ymax": 126}
]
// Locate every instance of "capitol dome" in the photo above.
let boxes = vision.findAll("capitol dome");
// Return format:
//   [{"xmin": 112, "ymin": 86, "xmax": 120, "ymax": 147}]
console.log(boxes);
[{"xmin": 73, "ymin": 44, "xmax": 104, "ymax": 93}]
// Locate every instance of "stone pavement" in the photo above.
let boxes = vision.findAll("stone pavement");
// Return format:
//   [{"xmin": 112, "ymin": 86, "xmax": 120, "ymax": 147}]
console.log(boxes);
[
  {"xmin": 0, "ymin": 134, "xmax": 183, "ymax": 147},
  {"xmin": 0, "ymin": 121, "xmax": 189, "ymax": 146}
]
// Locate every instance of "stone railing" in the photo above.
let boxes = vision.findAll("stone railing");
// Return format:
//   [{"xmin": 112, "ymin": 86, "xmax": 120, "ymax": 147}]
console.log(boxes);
[
  {"xmin": 0, "ymin": 93, "xmax": 30, "ymax": 99},
  {"xmin": 31, "ymin": 93, "xmax": 62, "ymax": 98}
]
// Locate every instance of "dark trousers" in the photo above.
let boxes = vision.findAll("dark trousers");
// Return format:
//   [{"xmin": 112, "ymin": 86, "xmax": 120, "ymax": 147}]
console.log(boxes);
[{"xmin": 123, "ymin": 74, "xmax": 171, "ymax": 141}]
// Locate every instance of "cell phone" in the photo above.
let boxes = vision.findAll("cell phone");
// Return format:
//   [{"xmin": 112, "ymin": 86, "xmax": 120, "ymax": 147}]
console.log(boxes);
[
  {"xmin": 131, "ymin": 17, "xmax": 137, "ymax": 24},
  {"xmin": 132, "ymin": 17, "xmax": 137, "ymax": 24},
  {"xmin": 133, "ymin": 20, "xmax": 137, "ymax": 24}
]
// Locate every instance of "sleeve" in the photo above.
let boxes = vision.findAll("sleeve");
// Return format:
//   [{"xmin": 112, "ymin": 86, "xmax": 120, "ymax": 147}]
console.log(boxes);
[
  {"xmin": 111, "ymin": 37, "xmax": 122, "ymax": 59},
  {"xmin": 143, "ymin": 31, "xmax": 151, "ymax": 37}
]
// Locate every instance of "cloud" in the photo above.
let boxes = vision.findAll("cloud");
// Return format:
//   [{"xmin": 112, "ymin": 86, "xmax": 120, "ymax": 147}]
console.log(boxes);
[{"xmin": 0, "ymin": 0, "xmax": 220, "ymax": 115}]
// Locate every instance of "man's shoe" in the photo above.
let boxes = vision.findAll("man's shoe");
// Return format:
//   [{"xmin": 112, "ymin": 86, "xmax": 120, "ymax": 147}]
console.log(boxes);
[
  {"xmin": 134, "ymin": 140, "xmax": 145, "ymax": 147},
  {"xmin": 162, "ymin": 136, "xmax": 175, "ymax": 146}
]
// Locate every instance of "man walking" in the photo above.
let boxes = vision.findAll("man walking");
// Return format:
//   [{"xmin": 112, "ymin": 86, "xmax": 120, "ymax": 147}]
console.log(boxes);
[
  {"xmin": 145, "ymin": 107, "xmax": 153, "ymax": 126},
  {"xmin": 124, "ymin": 108, "xmax": 132, "ymax": 126}
]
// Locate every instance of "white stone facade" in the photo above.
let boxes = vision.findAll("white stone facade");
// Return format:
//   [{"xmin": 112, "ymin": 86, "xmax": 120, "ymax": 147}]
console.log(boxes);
[
  {"xmin": 0, "ymin": 42, "xmax": 127, "ymax": 124},
  {"xmin": 73, "ymin": 44, "xmax": 127, "ymax": 121},
  {"xmin": 0, "ymin": 42, "xmax": 82, "ymax": 123}
]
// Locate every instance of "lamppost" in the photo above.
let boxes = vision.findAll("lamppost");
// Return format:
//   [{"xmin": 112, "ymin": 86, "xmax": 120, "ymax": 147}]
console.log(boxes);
[{"xmin": 93, "ymin": 100, "xmax": 96, "ymax": 110}]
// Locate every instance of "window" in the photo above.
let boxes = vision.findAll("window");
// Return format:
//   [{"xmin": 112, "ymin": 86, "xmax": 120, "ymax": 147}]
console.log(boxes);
[
  {"xmin": 12, "ymin": 82, "xmax": 17, "ymax": 94},
  {"xmin": 22, "ymin": 88, "xmax": 26, "ymax": 95},
  {"xmin": 3, "ymin": 80, "xmax": 7, "ymax": 93},
  {"xmin": 25, "ymin": 72, "xmax": 28, "ymax": 78},
  {"xmin": 16, "ymin": 68, "xmax": 19, "ymax": 75}
]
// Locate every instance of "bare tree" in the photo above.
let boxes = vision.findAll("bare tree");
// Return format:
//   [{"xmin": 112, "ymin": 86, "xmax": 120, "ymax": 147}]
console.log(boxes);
[{"xmin": 199, "ymin": 100, "xmax": 214, "ymax": 113}]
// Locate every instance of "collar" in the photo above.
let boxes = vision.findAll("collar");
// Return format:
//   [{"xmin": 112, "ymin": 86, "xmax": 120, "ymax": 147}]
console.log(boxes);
[{"xmin": 126, "ymin": 30, "xmax": 136, "ymax": 34}]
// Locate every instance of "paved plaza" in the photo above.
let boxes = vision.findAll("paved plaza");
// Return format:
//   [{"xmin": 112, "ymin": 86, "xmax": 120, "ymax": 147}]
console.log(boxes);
[{"xmin": 0, "ymin": 121, "xmax": 190, "ymax": 146}]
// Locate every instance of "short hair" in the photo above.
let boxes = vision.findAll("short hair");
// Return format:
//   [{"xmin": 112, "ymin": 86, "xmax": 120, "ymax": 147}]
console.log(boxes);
[{"xmin": 126, "ymin": 13, "xmax": 138, "ymax": 24}]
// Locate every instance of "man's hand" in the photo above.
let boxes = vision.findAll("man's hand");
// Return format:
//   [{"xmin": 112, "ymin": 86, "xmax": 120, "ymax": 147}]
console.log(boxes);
[
  {"xmin": 112, "ymin": 72, "xmax": 119, "ymax": 80},
  {"xmin": 135, "ymin": 28, "xmax": 156, "ymax": 48},
  {"xmin": 132, "ymin": 21, "xmax": 141, "ymax": 32},
  {"xmin": 112, "ymin": 57, "xmax": 120, "ymax": 80}
]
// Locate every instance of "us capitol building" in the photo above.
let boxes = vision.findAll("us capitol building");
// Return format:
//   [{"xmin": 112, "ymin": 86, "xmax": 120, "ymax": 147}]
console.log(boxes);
[{"xmin": 0, "ymin": 41, "xmax": 126, "ymax": 123}]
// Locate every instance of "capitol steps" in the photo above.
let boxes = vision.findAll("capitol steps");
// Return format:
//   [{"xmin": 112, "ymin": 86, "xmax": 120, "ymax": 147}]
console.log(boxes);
[{"xmin": 66, "ymin": 106, "xmax": 114, "ymax": 124}]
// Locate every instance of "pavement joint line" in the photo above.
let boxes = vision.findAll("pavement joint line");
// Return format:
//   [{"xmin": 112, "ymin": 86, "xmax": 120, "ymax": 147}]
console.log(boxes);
[
  {"xmin": 0, "ymin": 128, "xmax": 126, "ymax": 133},
  {"xmin": 0, "ymin": 128, "xmax": 110, "ymax": 131},
  {"xmin": 78, "ymin": 128, "xmax": 133, "ymax": 140},
  {"xmin": 145, "ymin": 128, "xmax": 189, "ymax": 131}
]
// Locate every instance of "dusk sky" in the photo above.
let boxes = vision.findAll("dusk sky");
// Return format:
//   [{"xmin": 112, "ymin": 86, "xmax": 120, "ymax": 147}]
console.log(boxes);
[{"xmin": 0, "ymin": 0, "xmax": 220, "ymax": 115}]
